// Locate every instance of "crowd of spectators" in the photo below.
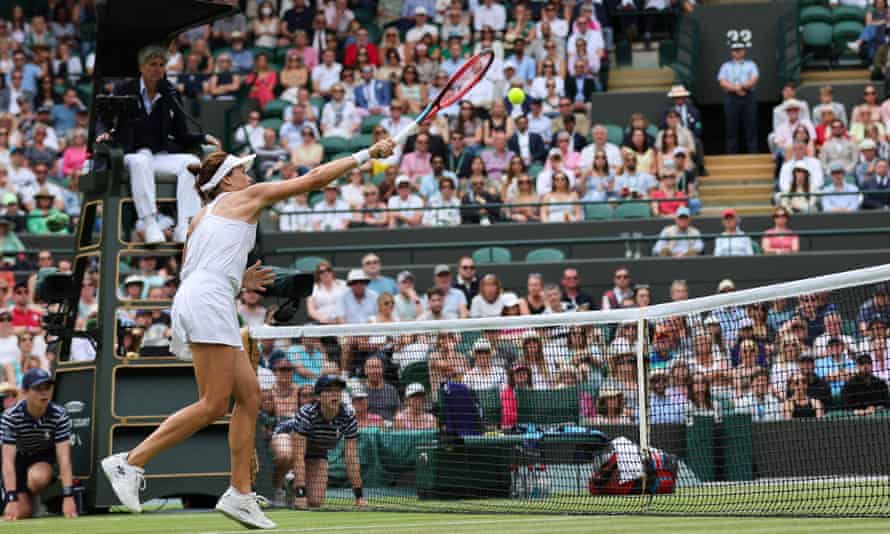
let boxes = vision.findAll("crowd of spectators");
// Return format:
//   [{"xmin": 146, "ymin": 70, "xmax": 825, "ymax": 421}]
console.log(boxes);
[{"xmin": 771, "ymin": 83, "xmax": 890, "ymax": 214}]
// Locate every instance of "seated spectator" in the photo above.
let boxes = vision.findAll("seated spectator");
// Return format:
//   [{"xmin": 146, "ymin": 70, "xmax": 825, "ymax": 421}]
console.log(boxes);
[
  {"xmin": 503, "ymin": 173, "xmax": 540, "ymax": 222},
  {"xmin": 820, "ymin": 119, "xmax": 858, "ymax": 174},
  {"xmin": 406, "ymin": 7, "xmax": 439, "ymax": 43},
  {"xmin": 27, "ymin": 188, "xmax": 68, "ymax": 235},
  {"xmin": 423, "ymin": 175, "xmax": 462, "ymax": 227},
  {"xmin": 311, "ymin": 49, "xmax": 342, "ymax": 98},
  {"xmin": 858, "ymin": 319, "xmax": 890, "ymax": 382},
  {"xmin": 291, "ymin": 128, "xmax": 324, "ymax": 175},
  {"xmin": 234, "ymin": 111, "xmax": 264, "ymax": 154},
  {"xmin": 858, "ymin": 284, "xmax": 890, "ymax": 333},
  {"xmin": 652, "ymin": 207, "xmax": 704, "ymax": 257},
  {"xmin": 540, "ymin": 171, "xmax": 581, "ymax": 223},
  {"xmin": 736, "ymin": 369, "xmax": 783, "ymax": 421},
  {"xmin": 713, "ymin": 208, "xmax": 754, "ymax": 257},
  {"xmin": 559, "ymin": 268, "xmax": 594, "ymax": 311},
  {"xmin": 428, "ymin": 333, "xmax": 470, "ymax": 401},
  {"xmin": 565, "ymin": 57, "xmax": 599, "ymax": 107},
  {"xmin": 841, "ymin": 353, "xmax": 890, "ymax": 415},
  {"xmin": 779, "ymin": 161, "xmax": 818, "ymax": 214},
  {"xmin": 255, "ymin": 130, "xmax": 289, "ymax": 178},
  {"xmin": 277, "ymin": 191, "xmax": 313, "ymax": 232},
  {"xmin": 427, "ymin": 264, "xmax": 470, "ymax": 318},
  {"xmin": 519, "ymin": 273, "xmax": 547, "ymax": 315},
  {"xmin": 419, "ymin": 287, "xmax": 457, "ymax": 320},
  {"xmin": 344, "ymin": 27, "xmax": 379, "ymax": 68},
  {"xmin": 582, "ymin": 124, "xmax": 623, "ymax": 173},
  {"xmin": 387, "ymin": 176, "xmax": 424, "ymax": 228},
  {"xmin": 772, "ymin": 99, "xmax": 814, "ymax": 163},
  {"xmin": 320, "ymin": 84, "xmax": 359, "ymax": 138},
  {"xmin": 649, "ymin": 171, "xmax": 689, "ymax": 217},
  {"xmin": 821, "ymin": 161, "xmax": 862, "ymax": 213},
  {"xmin": 482, "ymin": 131, "xmax": 515, "ymax": 183},
  {"xmin": 855, "ymin": 139, "xmax": 879, "ymax": 186},
  {"xmin": 850, "ymin": 105, "xmax": 884, "ymax": 144},
  {"xmin": 470, "ymin": 274, "xmax": 505, "ymax": 318},
  {"xmin": 816, "ymin": 337, "xmax": 856, "ymax": 398},
  {"xmin": 461, "ymin": 174, "xmax": 502, "ymax": 224},
  {"xmin": 332, "ymin": 269, "xmax": 378, "ymax": 326},
  {"xmin": 306, "ymin": 261, "xmax": 346, "ymax": 325},
  {"xmin": 649, "ymin": 371, "xmax": 685, "ymax": 424},
  {"xmin": 761, "ymin": 206, "xmax": 800, "ymax": 255},
  {"xmin": 552, "ymin": 111, "xmax": 588, "ymax": 152},
  {"xmin": 586, "ymin": 388, "xmax": 631, "ymax": 425},
  {"xmin": 784, "ymin": 372, "xmax": 825, "ymax": 419},
  {"xmin": 312, "ymin": 183, "xmax": 352, "ymax": 231},
  {"xmin": 264, "ymin": 353, "xmax": 300, "ymax": 418},
  {"xmin": 500, "ymin": 364, "xmax": 531, "ymax": 427},
  {"xmin": 358, "ymin": 253, "xmax": 396, "ymax": 297},
  {"xmin": 61, "ymin": 128, "xmax": 87, "ymax": 178},
  {"xmin": 206, "ymin": 54, "xmax": 241, "ymax": 99},
  {"xmin": 395, "ymin": 65, "xmax": 427, "ymax": 115},
  {"xmin": 655, "ymin": 124, "xmax": 695, "ymax": 176},
  {"xmin": 518, "ymin": 331, "xmax": 555, "ymax": 389},
  {"xmin": 686, "ymin": 373, "xmax": 724, "ymax": 423},
  {"xmin": 351, "ymin": 185, "xmax": 388, "ymax": 228},
  {"xmin": 354, "ymin": 65, "xmax": 391, "ymax": 116},
  {"xmin": 0, "ymin": 216, "xmax": 24, "ymax": 251},
  {"xmin": 393, "ymin": 270, "xmax": 423, "ymax": 321},
  {"xmin": 550, "ymin": 132, "xmax": 582, "ymax": 176},
  {"xmin": 861, "ymin": 157, "xmax": 890, "ymax": 209},
  {"xmin": 530, "ymin": 60, "xmax": 565, "ymax": 101},
  {"xmin": 813, "ymin": 85, "xmax": 848, "ymax": 127},
  {"xmin": 537, "ymin": 149, "xmax": 577, "ymax": 195},
  {"xmin": 600, "ymin": 267, "xmax": 632, "ymax": 311},
  {"xmin": 779, "ymin": 141, "xmax": 823, "ymax": 195},
  {"xmin": 614, "ymin": 148, "xmax": 657, "ymax": 199},
  {"xmin": 578, "ymin": 150, "xmax": 614, "ymax": 203},
  {"xmin": 279, "ymin": 104, "xmax": 319, "ymax": 150},
  {"xmin": 464, "ymin": 339, "xmax": 508, "ymax": 390},
  {"xmin": 246, "ymin": 53, "xmax": 276, "ymax": 109},
  {"xmin": 279, "ymin": 52, "xmax": 310, "ymax": 99},
  {"xmin": 399, "ymin": 133, "xmax": 433, "ymax": 183}
]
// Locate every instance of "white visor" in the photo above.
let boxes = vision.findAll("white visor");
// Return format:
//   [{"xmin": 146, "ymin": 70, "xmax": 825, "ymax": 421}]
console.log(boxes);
[{"xmin": 199, "ymin": 154, "xmax": 256, "ymax": 192}]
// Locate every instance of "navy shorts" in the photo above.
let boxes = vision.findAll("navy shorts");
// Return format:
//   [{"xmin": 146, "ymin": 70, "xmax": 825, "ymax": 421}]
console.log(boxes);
[{"xmin": 14, "ymin": 452, "xmax": 56, "ymax": 493}]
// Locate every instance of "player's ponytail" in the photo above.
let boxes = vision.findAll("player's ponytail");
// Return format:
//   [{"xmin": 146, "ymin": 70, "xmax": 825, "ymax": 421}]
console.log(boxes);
[{"xmin": 191, "ymin": 151, "xmax": 229, "ymax": 204}]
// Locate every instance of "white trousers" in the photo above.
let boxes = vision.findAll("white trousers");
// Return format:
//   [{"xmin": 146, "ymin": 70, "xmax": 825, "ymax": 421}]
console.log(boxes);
[{"xmin": 124, "ymin": 148, "xmax": 201, "ymax": 232}]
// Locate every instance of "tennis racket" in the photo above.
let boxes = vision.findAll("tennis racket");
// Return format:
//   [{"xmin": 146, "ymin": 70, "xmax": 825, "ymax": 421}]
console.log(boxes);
[{"xmin": 392, "ymin": 49, "xmax": 495, "ymax": 145}]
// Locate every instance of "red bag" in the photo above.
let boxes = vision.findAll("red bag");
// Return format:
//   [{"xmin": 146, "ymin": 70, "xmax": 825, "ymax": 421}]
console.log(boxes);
[{"xmin": 588, "ymin": 438, "xmax": 678, "ymax": 495}]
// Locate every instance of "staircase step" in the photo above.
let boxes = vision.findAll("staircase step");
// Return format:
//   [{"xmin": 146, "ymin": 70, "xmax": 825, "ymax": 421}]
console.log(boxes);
[
  {"xmin": 705, "ymin": 161, "xmax": 775, "ymax": 172},
  {"xmin": 699, "ymin": 192, "xmax": 772, "ymax": 204},
  {"xmin": 800, "ymin": 69, "xmax": 870, "ymax": 84},
  {"xmin": 608, "ymin": 84, "xmax": 674, "ymax": 93},
  {"xmin": 701, "ymin": 175, "xmax": 774, "ymax": 185},
  {"xmin": 609, "ymin": 67, "xmax": 675, "ymax": 80},
  {"xmin": 699, "ymin": 183, "xmax": 774, "ymax": 196},
  {"xmin": 703, "ymin": 170, "xmax": 774, "ymax": 181},
  {"xmin": 705, "ymin": 154, "xmax": 773, "ymax": 164},
  {"xmin": 701, "ymin": 205, "xmax": 773, "ymax": 216}
]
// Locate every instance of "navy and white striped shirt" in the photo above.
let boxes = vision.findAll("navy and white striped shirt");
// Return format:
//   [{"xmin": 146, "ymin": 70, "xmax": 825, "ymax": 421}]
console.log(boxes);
[
  {"xmin": 0, "ymin": 400, "xmax": 71, "ymax": 456},
  {"xmin": 275, "ymin": 401, "xmax": 358, "ymax": 458}
]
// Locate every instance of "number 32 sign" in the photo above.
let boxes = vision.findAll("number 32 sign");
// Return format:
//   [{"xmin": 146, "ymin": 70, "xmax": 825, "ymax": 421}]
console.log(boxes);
[{"xmin": 727, "ymin": 29, "xmax": 753, "ymax": 48}]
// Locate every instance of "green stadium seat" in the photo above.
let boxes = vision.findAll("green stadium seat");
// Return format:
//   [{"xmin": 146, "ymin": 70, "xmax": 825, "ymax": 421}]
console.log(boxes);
[
  {"xmin": 400, "ymin": 361, "xmax": 430, "ymax": 393},
  {"xmin": 798, "ymin": 0, "xmax": 824, "ymax": 5},
  {"xmin": 292, "ymin": 255, "xmax": 326, "ymax": 271},
  {"xmin": 472, "ymin": 246, "xmax": 512, "ymax": 264},
  {"xmin": 645, "ymin": 124, "xmax": 659, "ymax": 139},
  {"xmin": 515, "ymin": 387, "xmax": 579, "ymax": 425},
  {"xmin": 348, "ymin": 133, "xmax": 374, "ymax": 153},
  {"xmin": 525, "ymin": 247, "xmax": 566, "ymax": 262},
  {"xmin": 309, "ymin": 96, "xmax": 325, "ymax": 116},
  {"xmin": 274, "ymin": 47, "xmax": 292, "ymax": 65},
  {"xmin": 476, "ymin": 388, "xmax": 502, "ymax": 428},
  {"xmin": 585, "ymin": 203, "xmax": 613, "ymax": 221},
  {"xmin": 604, "ymin": 123, "xmax": 624, "ymax": 146},
  {"xmin": 831, "ymin": 5, "xmax": 866, "ymax": 23},
  {"xmin": 379, "ymin": 430, "xmax": 436, "ymax": 474},
  {"xmin": 832, "ymin": 20, "xmax": 864, "ymax": 48},
  {"xmin": 354, "ymin": 6, "xmax": 375, "ymax": 24},
  {"xmin": 799, "ymin": 5, "xmax": 832, "ymax": 24},
  {"xmin": 260, "ymin": 118, "xmax": 283, "ymax": 133},
  {"xmin": 371, "ymin": 172, "xmax": 386, "ymax": 186},
  {"xmin": 528, "ymin": 163, "xmax": 544, "ymax": 178},
  {"xmin": 251, "ymin": 46, "xmax": 276, "ymax": 59},
  {"xmin": 212, "ymin": 47, "xmax": 233, "ymax": 59},
  {"xmin": 329, "ymin": 151, "xmax": 354, "ymax": 163},
  {"xmin": 362, "ymin": 115, "xmax": 385, "ymax": 134},
  {"xmin": 614, "ymin": 202, "xmax": 652, "ymax": 219},
  {"xmin": 801, "ymin": 21, "xmax": 833, "ymax": 48},
  {"xmin": 842, "ymin": 319, "xmax": 857, "ymax": 336},
  {"xmin": 262, "ymin": 98, "xmax": 289, "ymax": 119},
  {"xmin": 751, "ymin": 241, "xmax": 763, "ymax": 255},
  {"xmin": 326, "ymin": 428, "xmax": 383, "ymax": 486},
  {"xmin": 320, "ymin": 136, "xmax": 351, "ymax": 155}
]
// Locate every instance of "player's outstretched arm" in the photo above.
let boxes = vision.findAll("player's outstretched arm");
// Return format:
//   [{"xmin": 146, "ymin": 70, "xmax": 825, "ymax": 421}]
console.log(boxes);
[
  {"xmin": 249, "ymin": 139, "xmax": 395, "ymax": 207},
  {"xmin": 345, "ymin": 438, "xmax": 366, "ymax": 507}
]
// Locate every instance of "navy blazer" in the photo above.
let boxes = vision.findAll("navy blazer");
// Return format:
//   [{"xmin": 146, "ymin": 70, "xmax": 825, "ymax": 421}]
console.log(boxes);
[
  {"xmin": 661, "ymin": 102, "xmax": 703, "ymax": 138},
  {"xmin": 508, "ymin": 131, "xmax": 548, "ymax": 164},
  {"xmin": 109, "ymin": 78, "xmax": 204, "ymax": 154},
  {"xmin": 354, "ymin": 80, "xmax": 392, "ymax": 110}
]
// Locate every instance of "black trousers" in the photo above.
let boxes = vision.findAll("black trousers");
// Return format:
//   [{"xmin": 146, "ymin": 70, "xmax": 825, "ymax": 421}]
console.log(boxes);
[{"xmin": 724, "ymin": 91, "xmax": 758, "ymax": 154}]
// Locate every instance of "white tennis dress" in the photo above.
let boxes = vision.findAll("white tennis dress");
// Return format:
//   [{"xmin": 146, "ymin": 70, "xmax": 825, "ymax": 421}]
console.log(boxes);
[{"xmin": 170, "ymin": 192, "xmax": 256, "ymax": 359}]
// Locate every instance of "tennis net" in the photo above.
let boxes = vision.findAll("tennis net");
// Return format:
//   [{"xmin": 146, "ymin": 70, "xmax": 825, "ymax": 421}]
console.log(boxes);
[{"xmin": 249, "ymin": 263, "xmax": 890, "ymax": 516}]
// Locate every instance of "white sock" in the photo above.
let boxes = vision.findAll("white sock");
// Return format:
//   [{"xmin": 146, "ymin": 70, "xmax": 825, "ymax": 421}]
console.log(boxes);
[{"xmin": 229, "ymin": 486, "xmax": 247, "ymax": 497}]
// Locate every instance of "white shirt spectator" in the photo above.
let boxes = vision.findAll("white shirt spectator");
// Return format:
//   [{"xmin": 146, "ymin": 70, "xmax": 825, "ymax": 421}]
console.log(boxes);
[
  {"xmin": 463, "ymin": 366, "xmax": 507, "ymax": 390},
  {"xmin": 312, "ymin": 198, "xmax": 352, "ymax": 230},
  {"xmin": 580, "ymin": 142, "xmax": 622, "ymax": 171},
  {"xmin": 406, "ymin": 23, "xmax": 439, "ymax": 43},
  {"xmin": 422, "ymin": 288, "xmax": 467, "ymax": 317},
  {"xmin": 234, "ymin": 123, "xmax": 264, "ymax": 151},
  {"xmin": 536, "ymin": 168, "xmax": 576, "ymax": 196},
  {"xmin": 473, "ymin": 4, "xmax": 507, "ymax": 31},
  {"xmin": 310, "ymin": 280, "xmax": 347, "ymax": 322},
  {"xmin": 464, "ymin": 78, "xmax": 495, "ymax": 107},
  {"xmin": 813, "ymin": 332, "xmax": 856, "ymax": 358},
  {"xmin": 276, "ymin": 198, "xmax": 314, "ymax": 232},
  {"xmin": 311, "ymin": 62, "xmax": 343, "ymax": 94},
  {"xmin": 529, "ymin": 76, "xmax": 564, "ymax": 100},
  {"xmin": 380, "ymin": 115, "xmax": 414, "ymax": 138},
  {"xmin": 387, "ymin": 193, "xmax": 424, "ymax": 220},
  {"xmin": 423, "ymin": 195, "xmax": 461, "ymax": 226},
  {"xmin": 778, "ymin": 156, "xmax": 824, "ymax": 193},
  {"xmin": 528, "ymin": 113, "xmax": 552, "ymax": 141},
  {"xmin": 536, "ymin": 18, "xmax": 568, "ymax": 40},
  {"xmin": 469, "ymin": 294, "xmax": 504, "ymax": 318},
  {"xmin": 613, "ymin": 171, "xmax": 657, "ymax": 197},
  {"xmin": 734, "ymin": 392, "xmax": 783, "ymax": 422},
  {"xmin": 714, "ymin": 230, "xmax": 755, "ymax": 257},
  {"xmin": 773, "ymin": 119, "xmax": 816, "ymax": 151},
  {"xmin": 652, "ymin": 224, "xmax": 704, "ymax": 256},
  {"xmin": 320, "ymin": 99, "xmax": 359, "ymax": 138},
  {"xmin": 567, "ymin": 30, "xmax": 605, "ymax": 70}
]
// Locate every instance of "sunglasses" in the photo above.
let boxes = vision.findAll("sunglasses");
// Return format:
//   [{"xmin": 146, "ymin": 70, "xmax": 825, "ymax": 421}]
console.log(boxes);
[{"xmin": 317, "ymin": 268, "xmax": 331, "ymax": 274}]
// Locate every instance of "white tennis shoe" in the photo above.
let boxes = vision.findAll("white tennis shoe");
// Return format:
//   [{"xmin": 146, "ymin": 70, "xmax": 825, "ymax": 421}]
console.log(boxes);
[
  {"xmin": 100, "ymin": 452, "xmax": 145, "ymax": 513},
  {"xmin": 215, "ymin": 487, "xmax": 277, "ymax": 530}
]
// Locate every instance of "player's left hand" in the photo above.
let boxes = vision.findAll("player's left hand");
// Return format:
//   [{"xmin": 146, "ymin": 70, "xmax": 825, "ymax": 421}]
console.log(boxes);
[
  {"xmin": 62, "ymin": 496, "xmax": 78, "ymax": 518},
  {"xmin": 369, "ymin": 139, "xmax": 395, "ymax": 159},
  {"xmin": 3, "ymin": 501, "xmax": 19, "ymax": 521},
  {"xmin": 355, "ymin": 497, "xmax": 368, "ymax": 508},
  {"xmin": 243, "ymin": 260, "xmax": 276, "ymax": 292}
]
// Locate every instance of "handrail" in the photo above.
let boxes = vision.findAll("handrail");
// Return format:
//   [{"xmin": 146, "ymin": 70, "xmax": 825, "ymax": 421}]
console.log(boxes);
[
  {"xmin": 273, "ymin": 226, "xmax": 890, "ymax": 264},
  {"xmin": 274, "ymin": 189, "xmax": 889, "ymax": 217}
]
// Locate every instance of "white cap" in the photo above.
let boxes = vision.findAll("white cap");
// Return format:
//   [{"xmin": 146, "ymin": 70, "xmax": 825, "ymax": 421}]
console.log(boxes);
[
  {"xmin": 414, "ymin": 6, "xmax": 427, "ymax": 15},
  {"xmin": 395, "ymin": 175, "xmax": 412, "ymax": 187},
  {"xmin": 739, "ymin": 317, "xmax": 754, "ymax": 328},
  {"xmin": 200, "ymin": 154, "xmax": 256, "ymax": 192},
  {"xmin": 472, "ymin": 339, "xmax": 493, "ymax": 353},
  {"xmin": 718, "ymin": 279, "xmax": 735, "ymax": 292},
  {"xmin": 347, "ymin": 269, "xmax": 370, "ymax": 283},
  {"xmin": 501, "ymin": 292, "xmax": 520, "ymax": 308},
  {"xmin": 406, "ymin": 382, "xmax": 426, "ymax": 397}
]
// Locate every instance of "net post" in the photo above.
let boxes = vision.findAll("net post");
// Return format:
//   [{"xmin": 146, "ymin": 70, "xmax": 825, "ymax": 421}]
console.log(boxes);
[{"xmin": 635, "ymin": 316, "xmax": 649, "ymax": 506}]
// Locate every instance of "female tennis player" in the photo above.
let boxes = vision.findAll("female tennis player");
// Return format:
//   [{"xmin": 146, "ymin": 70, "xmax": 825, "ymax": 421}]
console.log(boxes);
[
  {"xmin": 272, "ymin": 374, "xmax": 365, "ymax": 510},
  {"xmin": 100, "ymin": 138, "xmax": 394, "ymax": 530}
]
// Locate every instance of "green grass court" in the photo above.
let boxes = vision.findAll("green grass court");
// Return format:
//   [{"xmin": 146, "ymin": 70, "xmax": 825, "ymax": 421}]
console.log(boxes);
[{"xmin": 6, "ymin": 510, "xmax": 890, "ymax": 534}]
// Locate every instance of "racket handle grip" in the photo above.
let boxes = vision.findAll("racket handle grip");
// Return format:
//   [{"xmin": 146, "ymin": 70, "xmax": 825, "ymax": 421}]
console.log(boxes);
[{"xmin": 392, "ymin": 121, "xmax": 418, "ymax": 146}]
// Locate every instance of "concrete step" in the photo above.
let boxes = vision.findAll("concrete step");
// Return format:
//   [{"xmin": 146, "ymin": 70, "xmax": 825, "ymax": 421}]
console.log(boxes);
[
  {"xmin": 801, "ymin": 69, "xmax": 870, "ymax": 84},
  {"xmin": 699, "ymin": 192, "xmax": 772, "ymax": 204},
  {"xmin": 704, "ymin": 154, "xmax": 773, "ymax": 165},
  {"xmin": 705, "ymin": 161, "xmax": 775, "ymax": 172},
  {"xmin": 703, "ymin": 170, "xmax": 774, "ymax": 181},
  {"xmin": 699, "ymin": 183, "xmax": 774, "ymax": 196},
  {"xmin": 700, "ymin": 175, "xmax": 774, "ymax": 185}
]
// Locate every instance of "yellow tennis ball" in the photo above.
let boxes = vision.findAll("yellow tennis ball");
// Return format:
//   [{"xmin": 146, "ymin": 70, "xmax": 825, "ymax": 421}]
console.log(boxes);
[{"xmin": 508, "ymin": 87, "xmax": 526, "ymax": 105}]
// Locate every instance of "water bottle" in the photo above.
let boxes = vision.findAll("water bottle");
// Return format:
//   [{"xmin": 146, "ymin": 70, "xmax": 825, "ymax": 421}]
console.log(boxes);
[{"xmin": 529, "ymin": 465, "xmax": 541, "ymax": 499}]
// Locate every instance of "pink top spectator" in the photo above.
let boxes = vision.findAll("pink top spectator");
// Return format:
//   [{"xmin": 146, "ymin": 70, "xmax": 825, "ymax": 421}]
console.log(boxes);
[
  {"xmin": 650, "ymin": 190, "xmax": 689, "ymax": 216},
  {"xmin": 62, "ymin": 146, "xmax": 88, "ymax": 177},
  {"xmin": 762, "ymin": 228, "xmax": 797, "ymax": 253}
]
